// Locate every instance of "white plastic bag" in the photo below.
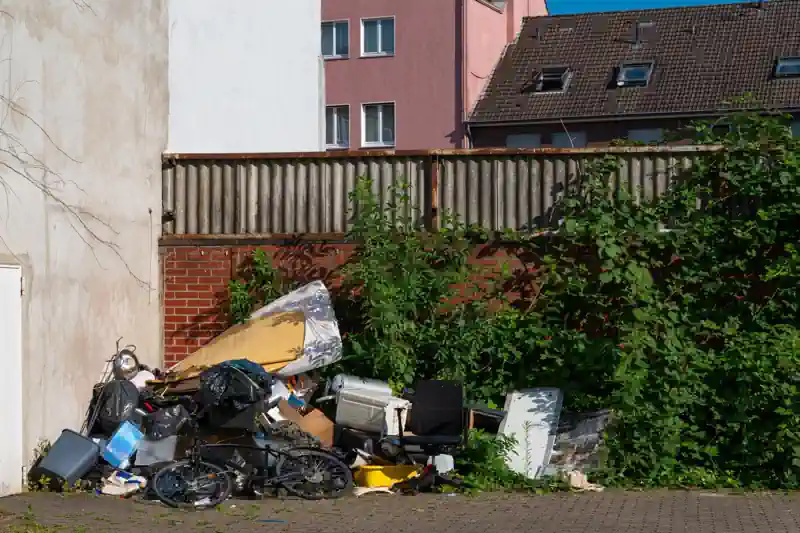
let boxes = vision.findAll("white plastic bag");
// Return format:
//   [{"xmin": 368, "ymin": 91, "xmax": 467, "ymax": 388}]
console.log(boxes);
[{"xmin": 250, "ymin": 281, "xmax": 343, "ymax": 377}]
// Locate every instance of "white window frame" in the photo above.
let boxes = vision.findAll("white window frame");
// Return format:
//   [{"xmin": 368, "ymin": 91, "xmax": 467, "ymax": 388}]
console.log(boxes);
[
  {"xmin": 326, "ymin": 104, "xmax": 350, "ymax": 150},
  {"xmin": 361, "ymin": 101, "xmax": 396, "ymax": 148},
  {"xmin": 321, "ymin": 20, "xmax": 349, "ymax": 59},
  {"xmin": 360, "ymin": 16, "xmax": 395, "ymax": 57}
]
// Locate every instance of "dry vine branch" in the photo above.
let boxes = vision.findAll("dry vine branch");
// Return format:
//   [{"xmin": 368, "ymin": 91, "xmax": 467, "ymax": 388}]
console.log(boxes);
[
  {"xmin": 71, "ymin": 0, "xmax": 96, "ymax": 16},
  {"xmin": 0, "ymin": 7, "xmax": 149, "ymax": 289}
]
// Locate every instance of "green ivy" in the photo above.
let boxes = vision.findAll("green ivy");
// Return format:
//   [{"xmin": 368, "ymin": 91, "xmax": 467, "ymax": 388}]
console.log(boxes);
[
  {"xmin": 228, "ymin": 249, "xmax": 296, "ymax": 324},
  {"xmin": 230, "ymin": 111, "xmax": 800, "ymax": 489}
]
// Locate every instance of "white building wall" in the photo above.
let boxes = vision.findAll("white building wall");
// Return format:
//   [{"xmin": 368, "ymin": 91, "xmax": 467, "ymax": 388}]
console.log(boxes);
[
  {"xmin": 168, "ymin": 0, "xmax": 324, "ymax": 153},
  {"xmin": 0, "ymin": 0, "xmax": 167, "ymax": 486}
]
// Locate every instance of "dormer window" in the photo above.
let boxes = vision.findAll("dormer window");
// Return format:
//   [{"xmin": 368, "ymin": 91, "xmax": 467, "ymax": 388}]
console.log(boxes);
[
  {"xmin": 534, "ymin": 66, "xmax": 572, "ymax": 93},
  {"xmin": 775, "ymin": 57, "xmax": 800, "ymax": 78},
  {"xmin": 617, "ymin": 62, "xmax": 653, "ymax": 87}
]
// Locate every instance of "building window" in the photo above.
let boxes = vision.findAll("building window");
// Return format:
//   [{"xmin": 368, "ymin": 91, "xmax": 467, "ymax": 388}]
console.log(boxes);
[
  {"xmin": 776, "ymin": 57, "xmax": 800, "ymax": 78},
  {"xmin": 628, "ymin": 128, "xmax": 663, "ymax": 143},
  {"xmin": 551, "ymin": 131, "xmax": 586, "ymax": 148},
  {"xmin": 322, "ymin": 21, "xmax": 349, "ymax": 58},
  {"xmin": 362, "ymin": 103, "xmax": 395, "ymax": 147},
  {"xmin": 506, "ymin": 134, "xmax": 541, "ymax": 148},
  {"xmin": 362, "ymin": 18, "xmax": 395, "ymax": 57},
  {"xmin": 617, "ymin": 62, "xmax": 653, "ymax": 87},
  {"xmin": 326, "ymin": 105, "xmax": 350, "ymax": 149},
  {"xmin": 791, "ymin": 121, "xmax": 800, "ymax": 136},
  {"xmin": 534, "ymin": 67, "xmax": 571, "ymax": 93}
]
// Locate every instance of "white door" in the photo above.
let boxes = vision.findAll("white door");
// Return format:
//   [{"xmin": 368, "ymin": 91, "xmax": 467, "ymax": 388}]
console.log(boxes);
[{"xmin": 0, "ymin": 265, "xmax": 23, "ymax": 496}]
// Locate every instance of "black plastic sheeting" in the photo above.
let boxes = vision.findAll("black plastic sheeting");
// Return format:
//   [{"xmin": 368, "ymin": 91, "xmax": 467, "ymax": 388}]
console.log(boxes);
[
  {"xmin": 195, "ymin": 361, "xmax": 273, "ymax": 413},
  {"xmin": 145, "ymin": 404, "xmax": 191, "ymax": 440}
]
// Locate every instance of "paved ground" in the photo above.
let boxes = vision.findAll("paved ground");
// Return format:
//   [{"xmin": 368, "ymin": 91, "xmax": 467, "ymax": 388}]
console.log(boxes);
[{"xmin": 2, "ymin": 490, "xmax": 800, "ymax": 533}]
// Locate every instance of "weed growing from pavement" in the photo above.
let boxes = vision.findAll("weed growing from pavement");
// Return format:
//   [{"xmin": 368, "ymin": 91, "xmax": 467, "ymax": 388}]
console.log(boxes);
[{"xmin": 26, "ymin": 439, "xmax": 85, "ymax": 495}]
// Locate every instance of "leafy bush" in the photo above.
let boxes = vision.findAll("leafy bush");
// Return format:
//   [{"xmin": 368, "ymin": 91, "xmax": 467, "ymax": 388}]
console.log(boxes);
[
  {"xmin": 229, "ymin": 249, "xmax": 297, "ymax": 324},
  {"xmin": 334, "ymin": 178, "xmax": 478, "ymax": 388},
  {"xmin": 230, "ymin": 111, "xmax": 800, "ymax": 489},
  {"xmin": 456, "ymin": 430, "xmax": 568, "ymax": 493}
]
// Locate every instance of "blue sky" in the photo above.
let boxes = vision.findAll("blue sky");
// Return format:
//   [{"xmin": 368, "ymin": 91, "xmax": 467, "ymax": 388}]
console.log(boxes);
[{"xmin": 547, "ymin": 0, "xmax": 742, "ymax": 15}]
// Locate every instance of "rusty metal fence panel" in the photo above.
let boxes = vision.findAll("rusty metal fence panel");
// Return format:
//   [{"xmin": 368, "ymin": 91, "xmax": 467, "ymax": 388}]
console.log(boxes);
[{"xmin": 162, "ymin": 146, "xmax": 718, "ymax": 236}]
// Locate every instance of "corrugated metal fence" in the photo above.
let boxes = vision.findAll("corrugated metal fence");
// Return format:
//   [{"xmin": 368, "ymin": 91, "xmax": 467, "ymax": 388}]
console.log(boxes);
[{"xmin": 162, "ymin": 146, "xmax": 720, "ymax": 236}]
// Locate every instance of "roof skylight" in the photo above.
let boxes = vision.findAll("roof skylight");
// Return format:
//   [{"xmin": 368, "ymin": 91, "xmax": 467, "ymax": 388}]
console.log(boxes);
[
  {"xmin": 616, "ymin": 62, "xmax": 654, "ymax": 87},
  {"xmin": 534, "ymin": 66, "xmax": 572, "ymax": 93},
  {"xmin": 775, "ymin": 57, "xmax": 800, "ymax": 78}
]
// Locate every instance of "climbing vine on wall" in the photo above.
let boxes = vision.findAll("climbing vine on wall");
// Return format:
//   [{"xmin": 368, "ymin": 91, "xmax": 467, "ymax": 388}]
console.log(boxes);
[{"xmin": 231, "ymin": 111, "xmax": 800, "ymax": 489}]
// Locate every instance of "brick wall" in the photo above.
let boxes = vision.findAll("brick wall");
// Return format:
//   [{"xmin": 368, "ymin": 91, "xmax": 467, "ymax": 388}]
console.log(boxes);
[
  {"xmin": 161, "ymin": 241, "xmax": 537, "ymax": 367},
  {"xmin": 162, "ymin": 246, "xmax": 231, "ymax": 366}
]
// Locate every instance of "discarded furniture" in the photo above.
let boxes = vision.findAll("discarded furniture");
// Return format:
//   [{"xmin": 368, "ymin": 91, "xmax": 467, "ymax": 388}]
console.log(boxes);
[{"xmin": 395, "ymin": 380, "xmax": 467, "ymax": 491}]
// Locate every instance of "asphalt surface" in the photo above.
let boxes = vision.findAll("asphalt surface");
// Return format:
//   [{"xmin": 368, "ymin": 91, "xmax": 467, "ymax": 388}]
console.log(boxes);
[{"xmin": 3, "ymin": 490, "xmax": 800, "ymax": 533}]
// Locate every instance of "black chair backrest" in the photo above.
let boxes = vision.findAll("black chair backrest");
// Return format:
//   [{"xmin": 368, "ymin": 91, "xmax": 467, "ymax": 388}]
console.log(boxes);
[{"xmin": 408, "ymin": 380, "xmax": 464, "ymax": 436}]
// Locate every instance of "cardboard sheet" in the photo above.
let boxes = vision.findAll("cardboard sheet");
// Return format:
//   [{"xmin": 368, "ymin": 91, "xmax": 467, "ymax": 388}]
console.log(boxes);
[
  {"xmin": 168, "ymin": 311, "xmax": 305, "ymax": 377},
  {"xmin": 278, "ymin": 400, "xmax": 334, "ymax": 448}
]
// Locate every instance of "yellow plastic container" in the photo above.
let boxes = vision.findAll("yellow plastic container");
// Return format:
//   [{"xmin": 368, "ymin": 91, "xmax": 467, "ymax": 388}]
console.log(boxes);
[{"xmin": 354, "ymin": 465, "xmax": 420, "ymax": 488}]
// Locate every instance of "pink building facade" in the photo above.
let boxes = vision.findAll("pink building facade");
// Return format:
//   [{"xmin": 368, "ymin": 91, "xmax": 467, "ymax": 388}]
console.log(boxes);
[{"xmin": 322, "ymin": 0, "xmax": 547, "ymax": 151}]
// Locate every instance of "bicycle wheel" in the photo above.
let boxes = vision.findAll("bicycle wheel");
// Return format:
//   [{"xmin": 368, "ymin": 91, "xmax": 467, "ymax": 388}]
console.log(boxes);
[
  {"xmin": 274, "ymin": 447, "xmax": 353, "ymax": 500},
  {"xmin": 152, "ymin": 459, "xmax": 233, "ymax": 509}
]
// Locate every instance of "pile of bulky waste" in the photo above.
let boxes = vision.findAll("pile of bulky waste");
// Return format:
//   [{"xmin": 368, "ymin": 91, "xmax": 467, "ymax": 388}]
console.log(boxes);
[{"xmin": 29, "ymin": 281, "xmax": 607, "ymax": 508}]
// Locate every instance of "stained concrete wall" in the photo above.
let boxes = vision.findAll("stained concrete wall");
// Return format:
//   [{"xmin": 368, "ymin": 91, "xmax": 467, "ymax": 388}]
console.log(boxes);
[
  {"xmin": 0, "ymin": 0, "xmax": 167, "ymax": 477},
  {"xmin": 168, "ymin": 0, "xmax": 324, "ymax": 154}
]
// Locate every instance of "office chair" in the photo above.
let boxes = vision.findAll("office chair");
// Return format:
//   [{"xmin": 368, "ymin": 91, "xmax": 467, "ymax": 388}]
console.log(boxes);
[{"xmin": 394, "ymin": 380, "xmax": 468, "ymax": 492}]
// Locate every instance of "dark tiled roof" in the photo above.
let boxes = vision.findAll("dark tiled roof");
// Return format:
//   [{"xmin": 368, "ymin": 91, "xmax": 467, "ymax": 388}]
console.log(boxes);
[{"xmin": 470, "ymin": 0, "xmax": 800, "ymax": 124}]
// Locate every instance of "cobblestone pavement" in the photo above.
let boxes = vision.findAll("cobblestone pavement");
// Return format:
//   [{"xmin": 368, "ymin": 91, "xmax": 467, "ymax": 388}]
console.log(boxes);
[{"xmin": 2, "ymin": 490, "xmax": 800, "ymax": 533}]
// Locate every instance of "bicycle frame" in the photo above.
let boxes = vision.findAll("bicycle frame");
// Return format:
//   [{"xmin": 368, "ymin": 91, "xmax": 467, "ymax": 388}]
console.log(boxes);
[
  {"xmin": 185, "ymin": 437, "xmax": 319, "ymax": 488},
  {"xmin": 166, "ymin": 394, "xmax": 338, "ymax": 493}
]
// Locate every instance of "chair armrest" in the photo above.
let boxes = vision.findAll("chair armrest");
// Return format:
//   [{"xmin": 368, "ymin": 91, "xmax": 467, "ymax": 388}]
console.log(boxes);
[{"xmin": 395, "ymin": 407, "xmax": 405, "ymax": 438}]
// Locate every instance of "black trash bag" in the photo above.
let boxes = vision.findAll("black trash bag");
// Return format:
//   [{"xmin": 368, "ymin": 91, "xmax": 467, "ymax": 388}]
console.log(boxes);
[
  {"xmin": 94, "ymin": 379, "xmax": 140, "ymax": 435},
  {"xmin": 145, "ymin": 404, "xmax": 190, "ymax": 440},
  {"xmin": 195, "ymin": 361, "xmax": 272, "ymax": 412}
]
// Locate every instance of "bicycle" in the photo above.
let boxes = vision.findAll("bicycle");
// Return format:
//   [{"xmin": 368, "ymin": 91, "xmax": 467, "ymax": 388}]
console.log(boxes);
[{"xmin": 151, "ymin": 401, "xmax": 353, "ymax": 508}]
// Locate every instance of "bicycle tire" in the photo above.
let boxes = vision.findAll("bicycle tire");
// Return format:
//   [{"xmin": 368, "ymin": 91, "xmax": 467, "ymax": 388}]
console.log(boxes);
[
  {"xmin": 152, "ymin": 459, "xmax": 233, "ymax": 509},
  {"xmin": 274, "ymin": 447, "xmax": 353, "ymax": 500}
]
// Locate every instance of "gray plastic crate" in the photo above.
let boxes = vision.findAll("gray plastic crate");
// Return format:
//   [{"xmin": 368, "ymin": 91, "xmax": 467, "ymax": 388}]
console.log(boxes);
[{"xmin": 31, "ymin": 429, "xmax": 100, "ymax": 487}]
